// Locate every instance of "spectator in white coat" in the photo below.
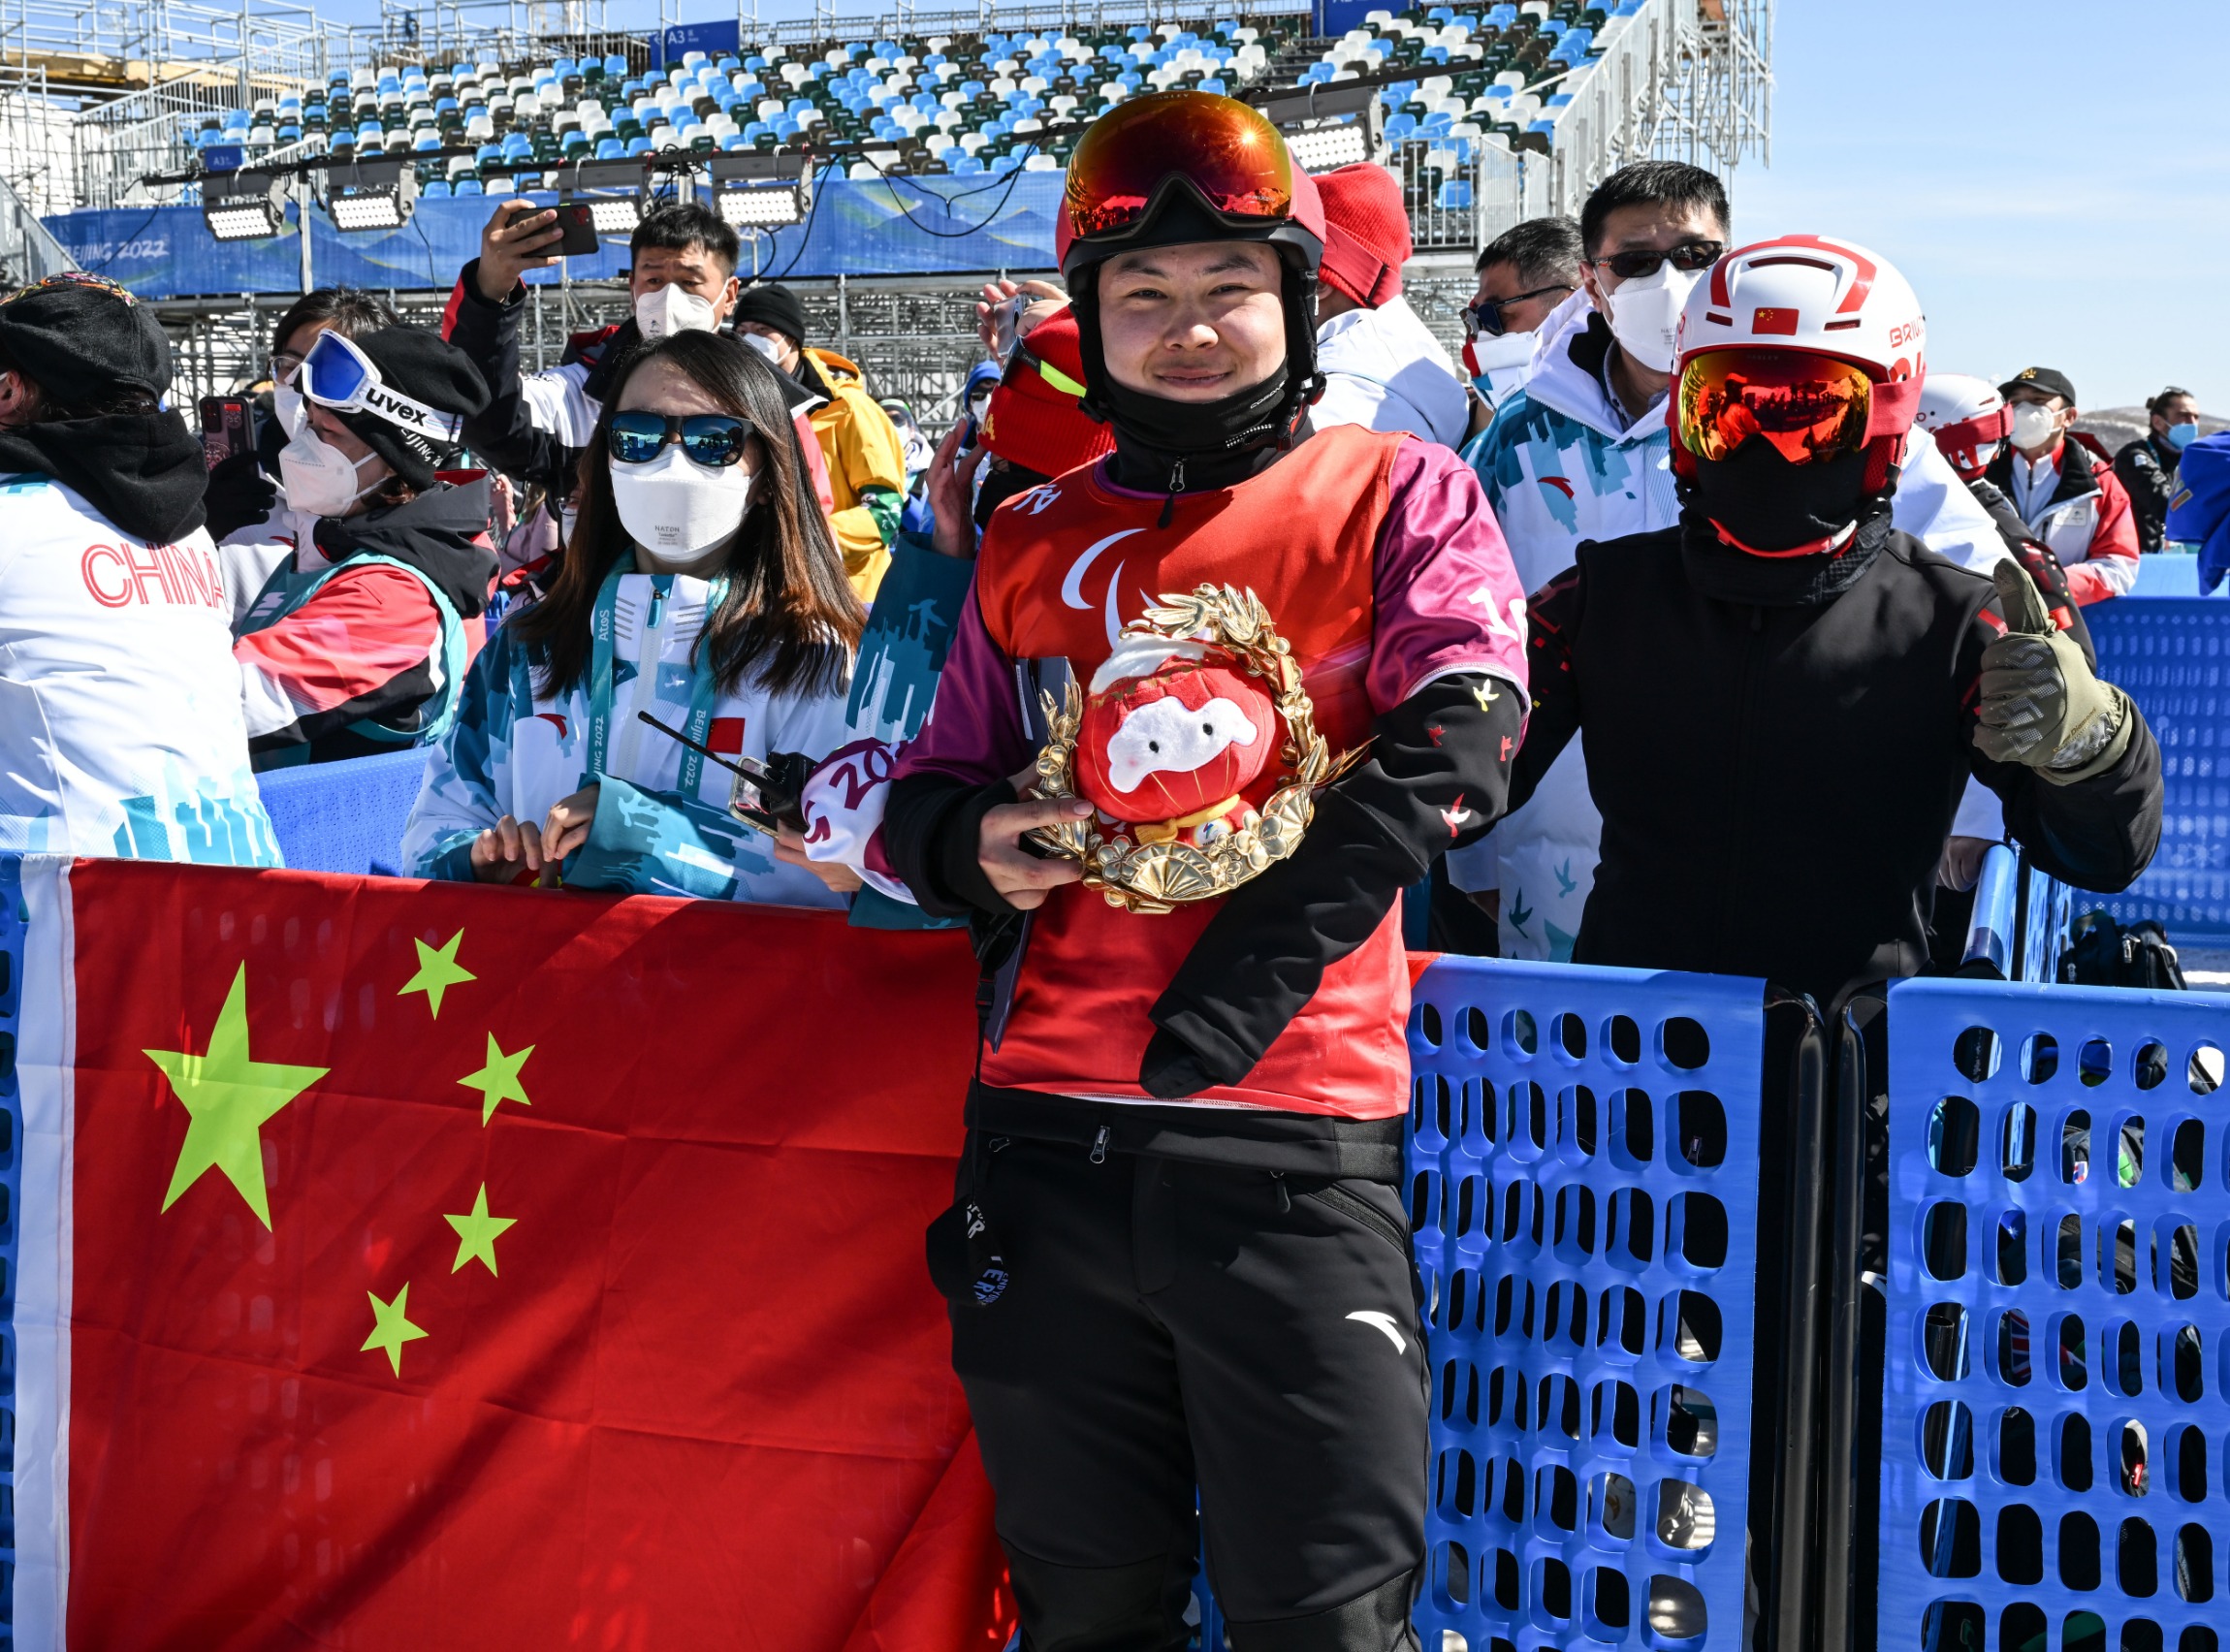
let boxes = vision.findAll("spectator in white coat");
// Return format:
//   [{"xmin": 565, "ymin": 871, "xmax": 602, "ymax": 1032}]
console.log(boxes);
[
  {"xmin": 1306, "ymin": 162, "xmax": 1470, "ymax": 447},
  {"xmin": 1450, "ymin": 162, "xmax": 2010, "ymax": 960},
  {"xmin": 0, "ymin": 273, "xmax": 278, "ymax": 864}
]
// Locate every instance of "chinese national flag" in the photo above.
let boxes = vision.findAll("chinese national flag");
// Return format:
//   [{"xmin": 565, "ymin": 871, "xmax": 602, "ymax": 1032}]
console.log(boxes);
[{"xmin": 5, "ymin": 857, "xmax": 1013, "ymax": 1651}]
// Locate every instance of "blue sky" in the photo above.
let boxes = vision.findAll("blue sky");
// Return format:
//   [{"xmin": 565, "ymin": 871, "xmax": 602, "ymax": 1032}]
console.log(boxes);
[
  {"xmin": 1737, "ymin": 0, "xmax": 2228, "ymax": 413},
  {"xmin": 320, "ymin": 0, "xmax": 2221, "ymax": 409}
]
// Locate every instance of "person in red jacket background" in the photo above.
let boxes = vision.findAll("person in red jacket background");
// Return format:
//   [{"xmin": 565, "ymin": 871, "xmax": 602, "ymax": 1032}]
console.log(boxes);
[{"xmin": 1986, "ymin": 365, "xmax": 2138, "ymax": 602}]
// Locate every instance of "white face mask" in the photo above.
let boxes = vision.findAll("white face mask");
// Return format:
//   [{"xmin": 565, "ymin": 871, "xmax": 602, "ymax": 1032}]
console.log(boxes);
[
  {"xmin": 608, "ymin": 442, "xmax": 753, "ymax": 565},
  {"xmin": 278, "ymin": 428, "xmax": 384, "ymax": 517},
  {"xmin": 272, "ymin": 379, "xmax": 307, "ymax": 438},
  {"xmin": 739, "ymin": 330, "xmax": 786, "ymax": 365},
  {"xmin": 1602, "ymin": 261, "xmax": 1706, "ymax": 374},
  {"xmin": 2009, "ymin": 402, "xmax": 2061, "ymax": 453},
  {"xmin": 1465, "ymin": 328, "xmax": 1538, "ymax": 405},
  {"xmin": 635, "ymin": 284, "xmax": 720, "ymax": 340}
]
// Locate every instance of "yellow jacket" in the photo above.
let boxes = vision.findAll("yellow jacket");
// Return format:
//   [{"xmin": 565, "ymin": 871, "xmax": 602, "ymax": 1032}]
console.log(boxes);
[{"xmin": 801, "ymin": 348, "xmax": 907, "ymax": 600}]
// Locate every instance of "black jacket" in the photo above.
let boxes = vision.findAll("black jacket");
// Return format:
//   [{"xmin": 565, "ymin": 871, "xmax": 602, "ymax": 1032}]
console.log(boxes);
[
  {"xmin": 447, "ymin": 262, "xmax": 623, "ymax": 502},
  {"xmin": 1510, "ymin": 517, "xmax": 2161, "ymax": 1007},
  {"xmin": 2113, "ymin": 433, "xmax": 2182, "ymax": 553}
]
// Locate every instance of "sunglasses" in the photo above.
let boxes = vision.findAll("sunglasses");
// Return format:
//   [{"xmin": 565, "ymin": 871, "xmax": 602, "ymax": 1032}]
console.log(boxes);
[
  {"xmin": 297, "ymin": 331, "xmax": 464, "ymax": 443},
  {"xmin": 1591, "ymin": 239, "xmax": 1726, "ymax": 281},
  {"xmin": 607, "ymin": 410, "xmax": 755, "ymax": 468},
  {"xmin": 1464, "ymin": 284, "xmax": 1573, "ymax": 338}
]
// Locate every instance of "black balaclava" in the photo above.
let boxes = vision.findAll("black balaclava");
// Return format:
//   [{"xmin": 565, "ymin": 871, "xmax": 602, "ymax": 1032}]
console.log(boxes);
[{"xmin": 1679, "ymin": 443, "xmax": 1897, "ymax": 607}]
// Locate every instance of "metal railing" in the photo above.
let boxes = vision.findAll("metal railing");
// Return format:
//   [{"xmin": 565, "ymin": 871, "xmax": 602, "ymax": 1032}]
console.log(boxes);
[{"xmin": 0, "ymin": 162, "xmax": 74, "ymax": 283}]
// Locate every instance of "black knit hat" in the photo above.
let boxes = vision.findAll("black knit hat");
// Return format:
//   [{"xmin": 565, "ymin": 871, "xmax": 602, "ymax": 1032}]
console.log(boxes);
[
  {"xmin": 331, "ymin": 326, "xmax": 491, "ymax": 491},
  {"xmin": 0, "ymin": 272, "xmax": 172, "ymax": 406},
  {"xmin": 729, "ymin": 282, "xmax": 808, "ymax": 349}
]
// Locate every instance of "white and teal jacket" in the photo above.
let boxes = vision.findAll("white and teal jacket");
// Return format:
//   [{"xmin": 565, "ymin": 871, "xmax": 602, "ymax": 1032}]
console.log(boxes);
[
  {"xmin": 1454, "ymin": 291, "xmax": 2010, "ymax": 960},
  {"xmin": 0, "ymin": 474, "xmax": 278, "ymax": 864},
  {"xmin": 401, "ymin": 566, "xmax": 854, "ymax": 905}
]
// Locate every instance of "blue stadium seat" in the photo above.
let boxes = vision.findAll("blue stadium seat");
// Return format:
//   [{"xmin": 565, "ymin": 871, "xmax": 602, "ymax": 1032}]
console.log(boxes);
[
  {"xmin": 1437, "ymin": 178, "xmax": 1473, "ymax": 209},
  {"xmin": 594, "ymin": 137, "xmax": 624, "ymax": 158},
  {"xmin": 1385, "ymin": 112, "xmax": 1418, "ymax": 138},
  {"xmin": 605, "ymin": 53, "xmax": 629, "ymax": 78},
  {"xmin": 625, "ymin": 135, "xmax": 653, "ymax": 155},
  {"xmin": 455, "ymin": 177, "xmax": 483, "ymax": 195},
  {"xmin": 424, "ymin": 179, "xmax": 452, "ymax": 198}
]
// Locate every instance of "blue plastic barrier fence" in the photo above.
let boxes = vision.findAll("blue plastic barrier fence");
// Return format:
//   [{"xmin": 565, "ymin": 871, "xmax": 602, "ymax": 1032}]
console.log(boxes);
[
  {"xmin": 1878, "ymin": 976, "xmax": 2229, "ymax": 1652},
  {"xmin": 1405, "ymin": 957, "xmax": 1769, "ymax": 1650},
  {"xmin": 2084, "ymin": 598, "xmax": 2230, "ymax": 940},
  {"xmin": 255, "ymin": 749, "xmax": 427, "ymax": 877}
]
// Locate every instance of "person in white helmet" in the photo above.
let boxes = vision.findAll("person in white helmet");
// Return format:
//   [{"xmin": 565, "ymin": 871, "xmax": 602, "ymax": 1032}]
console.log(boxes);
[
  {"xmin": 1450, "ymin": 163, "xmax": 2007, "ymax": 963},
  {"xmin": 1914, "ymin": 372, "xmax": 2094, "ymax": 660},
  {"xmin": 1508, "ymin": 235, "xmax": 2160, "ymax": 1009}
]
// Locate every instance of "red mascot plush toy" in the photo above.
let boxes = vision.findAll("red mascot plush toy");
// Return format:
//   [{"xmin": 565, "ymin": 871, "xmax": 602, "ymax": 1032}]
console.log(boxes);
[{"xmin": 1074, "ymin": 636, "xmax": 1282, "ymax": 848}]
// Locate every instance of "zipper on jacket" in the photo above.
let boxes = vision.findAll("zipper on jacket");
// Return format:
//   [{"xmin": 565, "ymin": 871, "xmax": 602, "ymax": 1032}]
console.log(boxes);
[
  {"xmin": 1090, "ymin": 1126, "xmax": 1110, "ymax": 1164},
  {"xmin": 1271, "ymin": 1171, "xmax": 1291, "ymax": 1213},
  {"xmin": 1157, "ymin": 459, "xmax": 1186, "ymax": 528}
]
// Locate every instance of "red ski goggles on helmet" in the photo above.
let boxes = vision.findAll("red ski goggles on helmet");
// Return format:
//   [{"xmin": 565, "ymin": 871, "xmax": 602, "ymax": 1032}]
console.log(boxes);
[
  {"xmin": 1927, "ymin": 402, "xmax": 2014, "ymax": 468},
  {"xmin": 1064, "ymin": 92, "xmax": 1292, "ymax": 241},
  {"xmin": 1675, "ymin": 348, "xmax": 1874, "ymax": 465}
]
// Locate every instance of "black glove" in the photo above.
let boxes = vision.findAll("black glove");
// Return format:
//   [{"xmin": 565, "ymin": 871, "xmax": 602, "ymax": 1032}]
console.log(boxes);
[{"xmin": 202, "ymin": 450, "xmax": 276, "ymax": 544}]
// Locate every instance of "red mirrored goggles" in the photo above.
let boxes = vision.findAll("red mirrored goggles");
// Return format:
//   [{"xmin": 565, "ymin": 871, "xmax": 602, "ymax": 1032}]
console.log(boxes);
[
  {"xmin": 1064, "ymin": 91, "xmax": 1293, "ymax": 242},
  {"xmin": 1677, "ymin": 349, "xmax": 1880, "ymax": 466},
  {"xmin": 1928, "ymin": 403, "xmax": 2014, "ymax": 467}
]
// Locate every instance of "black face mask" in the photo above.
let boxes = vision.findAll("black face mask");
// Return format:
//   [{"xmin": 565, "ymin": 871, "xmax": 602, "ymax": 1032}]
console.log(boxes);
[
  {"xmin": 1685, "ymin": 441, "xmax": 1871, "ymax": 556},
  {"xmin": 1099, "ymin": 362, "xmax": 1291, "ymax": 496},
  {"xmin": 972, "ymin": 458, "xmax": 1049, "ymax": 530}
]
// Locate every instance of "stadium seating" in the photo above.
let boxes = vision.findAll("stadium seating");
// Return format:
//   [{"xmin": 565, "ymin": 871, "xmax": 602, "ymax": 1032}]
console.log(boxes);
[{"xmin": 178, "ymin": 1, "xmax": 1615, "ymax": 186}]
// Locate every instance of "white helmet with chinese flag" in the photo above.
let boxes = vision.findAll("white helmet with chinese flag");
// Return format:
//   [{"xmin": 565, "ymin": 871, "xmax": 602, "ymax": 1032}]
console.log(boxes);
[
  {"xmin": 1670, "ymin": 234, "xmax": 1927, "ymax": 499},
  {"xmin": 1913, "ymin": 372, "xmax": 2013, "ymax": 483}
]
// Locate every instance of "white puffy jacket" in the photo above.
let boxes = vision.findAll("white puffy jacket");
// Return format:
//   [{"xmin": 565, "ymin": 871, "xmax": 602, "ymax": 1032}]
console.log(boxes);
[{"xmin": 1308, "ymin": 295, "xmax": 1472, "ymax": 449}]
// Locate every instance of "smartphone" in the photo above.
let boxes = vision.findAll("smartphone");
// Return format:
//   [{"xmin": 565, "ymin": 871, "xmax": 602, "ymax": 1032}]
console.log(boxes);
[
  {"xmin": 198, "ymin": 396, "xmax": 254, "ymax": 471},
  {"xmin": 553, "ymin": 201, "xmax": 601, "ymax": 256}
]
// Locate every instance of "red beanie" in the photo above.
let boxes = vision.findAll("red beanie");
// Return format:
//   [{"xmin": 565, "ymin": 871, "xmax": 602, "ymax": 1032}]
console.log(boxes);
[
  {"xmin": 1315, "ymin": 164, "xmax": 1412, "ymax": 308},
  {"xmin": 980, "ymin": 307, "xmax": 1115, "ymax": 481}
]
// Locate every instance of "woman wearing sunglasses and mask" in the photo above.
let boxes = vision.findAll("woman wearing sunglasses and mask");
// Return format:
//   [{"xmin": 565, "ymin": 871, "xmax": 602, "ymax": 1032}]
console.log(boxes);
[
  {"xmin": 402, "ymin": 331, "xmax": 863, "ymax": 905},
  {"xmin": 230, "ymin": 326, "xmax": 499, "ymax": 770}
]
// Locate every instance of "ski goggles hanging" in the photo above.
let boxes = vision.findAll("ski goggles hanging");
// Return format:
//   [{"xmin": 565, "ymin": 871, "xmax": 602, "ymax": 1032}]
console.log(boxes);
[
  {"xmin": 294, "ymin": 330, "xmax": 464, "ymax": 444},
  {"xmin": 1675, "ymin": 348, "xmax": 1875, "ymax": 466},
  {"xmin": 1063, "ymin": 92, "xmax": 1292, "ymax": 241}
]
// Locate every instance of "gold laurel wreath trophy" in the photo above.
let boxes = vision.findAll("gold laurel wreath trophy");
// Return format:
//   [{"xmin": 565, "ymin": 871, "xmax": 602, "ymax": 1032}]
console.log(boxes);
[{"xmin": 1023, "ymin": 584, "xmax": 1343, "ymax": 913}]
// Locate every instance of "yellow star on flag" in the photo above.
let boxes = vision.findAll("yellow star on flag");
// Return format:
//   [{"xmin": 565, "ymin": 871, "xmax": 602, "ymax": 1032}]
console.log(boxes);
[
  {"xmin": 444, "ymin": 1184, "xmax": 518, "ymax": 1275},
  {"xmin": 363, "ymin": 1283, "xmax": 429, "ymax": 1376},
  {"xmin": 399, "ymin": 930, "xmax": 475, "ymax": 1018},
  {"xmin": 460, "ymin": 1034, "xmax": 533, "ymax": 1125},
  {"xmin": 146, "ymin": 964, "xmax": 329, "ymax": 1229}
]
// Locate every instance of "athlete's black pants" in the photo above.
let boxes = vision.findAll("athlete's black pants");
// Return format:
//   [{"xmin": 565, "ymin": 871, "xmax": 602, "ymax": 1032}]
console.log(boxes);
[{"xmin": 947, "ymin": 1136, "xmax": 1428, "ymax": 1652}]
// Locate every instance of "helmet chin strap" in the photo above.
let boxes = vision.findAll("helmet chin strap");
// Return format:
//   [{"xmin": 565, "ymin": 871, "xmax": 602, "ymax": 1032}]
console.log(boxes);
[{"xmin": 1707, "ymin": 517, "xmax": 1860, "ymax": 559}]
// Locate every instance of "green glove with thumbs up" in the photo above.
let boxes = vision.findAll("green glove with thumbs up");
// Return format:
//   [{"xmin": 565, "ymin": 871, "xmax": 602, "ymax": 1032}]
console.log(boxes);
[{"xmin": 1974, "ymin": 559, "xmax": 2133, "ymax": 783}]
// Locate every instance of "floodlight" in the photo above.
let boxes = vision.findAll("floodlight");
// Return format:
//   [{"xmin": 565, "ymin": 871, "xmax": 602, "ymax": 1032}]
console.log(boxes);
[
  {"xmin": 559, "ymin": 157, "xmax": 650, "ymax": 239},
  {"xmin": 1283, "ymin": 122, "xmax": 1371, "ymax": 173},
  {"xmin": 1257, "ymin": 80, "xmax": 1387, "ymax": 170},
  {"xmin": 202, "ymin": 169, "xmax": 289, "ymax": 240},
  {"xmin": 708, "ymin": 152, "xmax": 805, "ymax": 228},
  {"xmin": 327, "ymin": 157, "xmax": 417, "ymax": 232}
]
